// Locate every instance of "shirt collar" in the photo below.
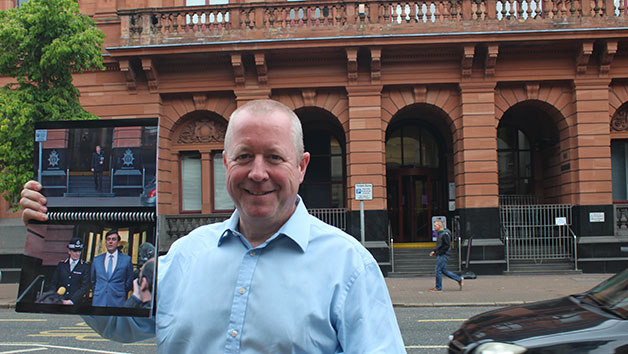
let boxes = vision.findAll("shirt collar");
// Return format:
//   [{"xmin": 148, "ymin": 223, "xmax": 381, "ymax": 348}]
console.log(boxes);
[{"xmin": 218, "ymin": 196, "xmax": 311, "ymax": 252}]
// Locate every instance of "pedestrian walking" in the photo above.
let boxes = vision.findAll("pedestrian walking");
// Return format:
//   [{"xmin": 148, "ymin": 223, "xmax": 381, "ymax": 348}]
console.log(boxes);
[{"xmin": 429, "ymin": 219, "xmax": 463, "ymax": 292}]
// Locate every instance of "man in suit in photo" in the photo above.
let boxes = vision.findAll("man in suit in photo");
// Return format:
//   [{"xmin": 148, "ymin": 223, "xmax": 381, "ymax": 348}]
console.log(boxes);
[
  {"xmin": 91, "ymin": 229, "xmax": 134, "ymax": 307},
  {"xmin": 91, "ymin": 145, "xmax": 105, "ymax": 191},
  {"xmin": 48, "ymin": 237, "xmax": 91, "ymax": 305}
]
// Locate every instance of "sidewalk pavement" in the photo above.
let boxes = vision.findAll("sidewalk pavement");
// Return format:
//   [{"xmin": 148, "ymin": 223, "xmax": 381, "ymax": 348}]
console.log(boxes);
[
  {"xmin": 0, "ymin": 273, "xmax": 613, "ymax": 309},
  {"xmin": 386, "ymin": 273, "xmax": 613, "ymax": 307}
]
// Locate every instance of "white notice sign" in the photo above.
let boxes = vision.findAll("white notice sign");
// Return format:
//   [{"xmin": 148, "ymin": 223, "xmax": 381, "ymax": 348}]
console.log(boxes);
[
  {"xmin": 35, "ymin": 129, "xmax": 47, "ymax": 142},
  {"xmin": 589, "ymin": 212, "xmax": 605, "ymax": 223},
  {"xmin": 354, "ymin": 183, "xmax": 373, "ymax": 201}
]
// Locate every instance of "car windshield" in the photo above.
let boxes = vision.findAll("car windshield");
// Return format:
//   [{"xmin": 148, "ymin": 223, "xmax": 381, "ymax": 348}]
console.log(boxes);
[{"xmin": 586, "ymin": 267, "xmax": 628, "ymax": 318}]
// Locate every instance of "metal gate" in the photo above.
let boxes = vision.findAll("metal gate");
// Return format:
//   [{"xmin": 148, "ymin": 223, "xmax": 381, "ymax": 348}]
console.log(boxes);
[{"xmin": 499, "ymin": 202, "xmax": 577, "ymax": 269}]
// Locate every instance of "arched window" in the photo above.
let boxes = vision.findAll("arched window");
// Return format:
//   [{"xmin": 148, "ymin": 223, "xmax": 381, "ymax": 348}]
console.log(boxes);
[
  {"xmin": 498, "ymin": 126, "xmax": 532, "ymax": 195},
  {"xmin": 385, "ymin": 125, "xmax": 439, "ymax": 169}
]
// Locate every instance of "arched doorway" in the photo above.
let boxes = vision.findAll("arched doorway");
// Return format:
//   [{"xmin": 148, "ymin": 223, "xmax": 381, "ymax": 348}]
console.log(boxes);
[
  {"xmin": 497, "ymin": 102, "xmax": 560, "ymax": 203},
  {"xmin": 386, "ymin": 120, "xmax": 445, "ymax": 243},
  {"xmin": 296, "ymin": 107, "xmax": 346, "ymax": 209}
]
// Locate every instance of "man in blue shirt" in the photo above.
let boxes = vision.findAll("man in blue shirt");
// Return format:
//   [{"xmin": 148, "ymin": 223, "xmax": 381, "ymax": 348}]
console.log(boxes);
[{"xmin": 20, "ymin": 99, "xmax": 406, "ymax": 353}]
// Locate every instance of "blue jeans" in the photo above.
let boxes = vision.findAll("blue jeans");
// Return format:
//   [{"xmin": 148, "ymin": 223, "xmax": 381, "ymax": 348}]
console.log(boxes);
[{"xmin": 435, "ymin": 254, "xmax": 461, "ymax": 290}]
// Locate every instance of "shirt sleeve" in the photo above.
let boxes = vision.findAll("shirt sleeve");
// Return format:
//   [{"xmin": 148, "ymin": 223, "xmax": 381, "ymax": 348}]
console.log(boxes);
[
  {"xmin": 336, "ymin": 261, "xmax": 406, "ymax": 353},
  {"xmin": 82, "ymin": 315, "xmax": 156, "ymax": 343}
]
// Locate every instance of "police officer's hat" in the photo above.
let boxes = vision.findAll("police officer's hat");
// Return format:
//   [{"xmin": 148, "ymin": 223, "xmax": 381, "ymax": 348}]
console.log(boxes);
[{"xmin": 67, "ymin": 237, "xmax": 83, "ymax": 250}]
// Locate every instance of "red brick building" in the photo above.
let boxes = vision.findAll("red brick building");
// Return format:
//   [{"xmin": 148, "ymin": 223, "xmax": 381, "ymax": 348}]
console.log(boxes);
[{"xmin": 2, "ymin": 0, "xmax": 628, "ymax": 278}]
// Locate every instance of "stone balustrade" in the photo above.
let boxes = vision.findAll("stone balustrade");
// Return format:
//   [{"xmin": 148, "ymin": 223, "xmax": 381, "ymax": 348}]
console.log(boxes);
[{"xmin": 117, "ymin": 0, "xmax": 627, "ymax": 46}]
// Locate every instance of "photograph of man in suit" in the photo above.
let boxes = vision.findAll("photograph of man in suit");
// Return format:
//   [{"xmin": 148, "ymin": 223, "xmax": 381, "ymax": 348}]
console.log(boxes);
[
  {"xmin": 91, "ymin": 229, "xmax": 134, "ymax": 307},
  {"xmin": 48, "ymin": 237, "xmax": 91, "ymax": 305},
  {"xmin": 91, "ymin": 145, "xmax": 105, "ymax": 191}
]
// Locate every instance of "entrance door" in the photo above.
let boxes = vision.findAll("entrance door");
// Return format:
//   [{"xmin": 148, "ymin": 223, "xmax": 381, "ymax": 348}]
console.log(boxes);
[
  {"xmin": 388, "ymin": 170, "xmax": 438, "ymax": 242},
  {"xmin": 385, "ymin": 120, "xmax": 444, "ymax": 242}
]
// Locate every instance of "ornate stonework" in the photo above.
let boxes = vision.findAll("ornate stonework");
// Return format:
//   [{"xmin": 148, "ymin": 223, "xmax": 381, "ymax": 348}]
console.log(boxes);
[
  {"xmin": 611, "ymin": 108, "xmax": 628, "ymax": 132},
  {"xmin": 178, "ymin": 118, "xmax": 227, "ymax": 144}
]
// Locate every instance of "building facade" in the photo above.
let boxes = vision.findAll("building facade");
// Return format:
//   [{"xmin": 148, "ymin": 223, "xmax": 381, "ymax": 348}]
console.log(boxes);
[{"xmin": 2, "ymin": 0, "xmax": 628, "ymax": 278}]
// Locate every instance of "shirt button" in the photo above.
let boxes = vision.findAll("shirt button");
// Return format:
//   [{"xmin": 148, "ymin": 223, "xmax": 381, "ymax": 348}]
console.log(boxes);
[
  {"xmin": 231, "ymin": 330, "xmax": 238, "ymax": 337},
  {"xmin": 239, "ymin": 288, "xmax": 246, "ymax": 295},
  {"xmin": 249, "ymin": 251, "xmax": 256, "ymax": 256}
]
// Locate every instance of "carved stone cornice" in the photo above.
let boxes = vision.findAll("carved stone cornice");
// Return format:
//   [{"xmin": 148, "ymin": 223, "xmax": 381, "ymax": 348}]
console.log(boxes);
[
  {"xmin": 254, "ymin": 52, "xmax": 268, "ymax": 86},
  {"xmin": 118, "ymin": 59, "xmax": 137, "ymax": 91},
  {"xmin": 231, "ymin": 53, "xmax": 245, "ymax": 87},
  {"xmin": 485, "ymin": 44, "xmax": 499, "ymax": 78},
  {"xmin": 461, "ymin": 44, "xmax": 475, "ymax": 78},
  {"xmin": 576, "ymin": 41, "xmax": 594, "ymax": 75},
  {"xmin": 346, "ymin": 47, "xmax": 358, "ymax": 83},
  {"xmin": 141, "ymin": 58, "xmax": 159, "ymax": 92},
  {"xmin": 600, "ymin": 40, "xmax": 617, "ymax": 76},
  {"xmin": 177, "ymin": 118, "xmax": 227, "ymax": 144},
  {"xmin": 371, "ymin": 47, "xmax": 381, "ymax": 83}
]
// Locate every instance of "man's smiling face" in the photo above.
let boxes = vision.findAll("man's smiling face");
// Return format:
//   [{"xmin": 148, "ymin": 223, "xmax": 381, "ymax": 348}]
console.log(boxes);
[{"xmin": 223, "ymin": 108, "xmax": 309, "ymax": 231}]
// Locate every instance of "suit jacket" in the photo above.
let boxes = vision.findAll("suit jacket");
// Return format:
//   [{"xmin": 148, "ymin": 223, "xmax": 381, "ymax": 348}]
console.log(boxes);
[
  {"xmin": 49, "ymin": 258, "xmax": 91, "ymax": 304},
  {"xmin": 91, "ymin": 251, "xmax": 134, "ymax": 307},
  {"xmin": 91, "ymin": 151, "xmax": 105, "ymax": 172}
]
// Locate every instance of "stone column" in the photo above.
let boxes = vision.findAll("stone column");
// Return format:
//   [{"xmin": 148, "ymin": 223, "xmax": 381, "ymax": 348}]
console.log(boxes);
[
  {"xmin": 346, "ymin": 86, "xmax": 387, "ymax": 242},
  {"xmin": 201, "ymin": 151, "xmax": 212, "ymax": 214},
  {"xmin": 456, "ymin": 82, "xmax": 500, "ymax": 240},
  {"xmin": 457, "ymin": 82, "xmax": 499, "ymax": 209},
  {"xmin": 570, "ymin": 79, "xmax": 613, "ymax": 236}
]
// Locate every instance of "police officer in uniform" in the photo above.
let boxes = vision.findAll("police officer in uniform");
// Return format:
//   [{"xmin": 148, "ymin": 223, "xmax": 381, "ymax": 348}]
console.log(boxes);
[{"xmin": 49, "ymin": 237, "xmax": 91, "ymax": 305}]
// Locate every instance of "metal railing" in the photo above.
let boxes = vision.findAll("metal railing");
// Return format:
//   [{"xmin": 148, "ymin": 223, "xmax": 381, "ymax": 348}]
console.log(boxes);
[
  {"xmin": 614, "ymin": 204, "xmax": 628, "ymax": 236},
  {"xmin": 500, "ymin": 203, "xmax": 577, "ymax": 269},
  {"xmin": 308, "ymin": 208, "xmax": 347, "ymax": 231},
  {"xmin": 499, "ymin": 194, "xmax": 539, "ymax": 206}
]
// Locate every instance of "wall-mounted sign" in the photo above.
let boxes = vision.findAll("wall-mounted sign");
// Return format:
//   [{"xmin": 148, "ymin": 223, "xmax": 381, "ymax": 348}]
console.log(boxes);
[
  {"xmin": 448, "ymin": 182, "xmax": 455, "ymax": 200},
  {"xmin": 35, "ymin": 129, "xmax": 47, "ymax": 142},
  {"xmin": 555, "ymin": 217, "xmax": 567, "ymax": 226},
  {"xmin": 589, "ymin": 212, "xmax": 605, "ymax": 223}
]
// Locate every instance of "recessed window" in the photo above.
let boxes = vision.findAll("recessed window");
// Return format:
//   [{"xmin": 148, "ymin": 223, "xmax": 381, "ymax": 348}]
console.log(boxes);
[
  {"xmin": 300, "ymin": 134, "xmax": 345, "ymax": 208},
  {"xmin": 212, "ymin": 151, "xmax": 234, "ymax": 211},
  {"xmin": 180, "ymin": 153, "xmax": 202, "ymax": 212},
  {"xmin": 498, "ymin": 126, "xmax": 533, "ymax": 195}
]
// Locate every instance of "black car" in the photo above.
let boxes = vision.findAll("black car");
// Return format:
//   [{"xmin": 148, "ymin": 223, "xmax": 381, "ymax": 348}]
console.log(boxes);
[{"xmin": 448, "ymin": 268, "xmax": 628, "ymax": 354}]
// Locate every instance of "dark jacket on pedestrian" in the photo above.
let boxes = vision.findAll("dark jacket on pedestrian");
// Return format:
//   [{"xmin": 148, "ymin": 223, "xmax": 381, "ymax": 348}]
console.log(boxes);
[{"xmin": 434, "ymin": 228, "xmax": 452, "ymax": 256}]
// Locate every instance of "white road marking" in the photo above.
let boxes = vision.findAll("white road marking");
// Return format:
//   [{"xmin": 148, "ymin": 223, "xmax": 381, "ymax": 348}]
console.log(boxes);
[
  {"xmin": 0, "ymin": 344, "xmax": 133, "ymax": 354},
  {"xmin": 0, "ymin": 348, "xmax": 48, "ymax": 354}
]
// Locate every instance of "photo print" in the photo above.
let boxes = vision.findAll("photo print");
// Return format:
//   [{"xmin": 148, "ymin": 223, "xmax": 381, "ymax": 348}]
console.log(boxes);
[{"xmin": 16, "ymin": 118, "xmax": 158, "ymax": 317}]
